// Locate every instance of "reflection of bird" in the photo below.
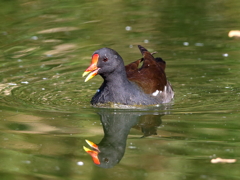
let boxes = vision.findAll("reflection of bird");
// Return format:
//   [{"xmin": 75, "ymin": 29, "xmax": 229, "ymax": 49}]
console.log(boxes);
[
  {"xmin": 134, "ymin": 114, "xmax": 162, "ymax": 137},
  {"xmin": 82, "ymin": 45, "xmax": 174, "ymax": 105},
  {"xmin": 83, "ymin": 109, "xmax": 163, "ymax": 168}
]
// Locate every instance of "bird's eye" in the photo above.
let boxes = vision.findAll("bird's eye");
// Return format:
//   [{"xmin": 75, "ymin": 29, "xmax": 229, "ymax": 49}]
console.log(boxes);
[
  {"xmin": 103, "ymin": 158, "xmax": 109, "ymax": 163},
  {"xmin": 103, "ymin": 57, "xmax": 108, "ymax": 62}
]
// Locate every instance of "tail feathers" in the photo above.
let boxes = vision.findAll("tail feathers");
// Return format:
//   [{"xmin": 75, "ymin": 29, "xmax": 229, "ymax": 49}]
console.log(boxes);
[{"xmin": 138, "ymin": 45, "xmax": 148, "ymax": 55}]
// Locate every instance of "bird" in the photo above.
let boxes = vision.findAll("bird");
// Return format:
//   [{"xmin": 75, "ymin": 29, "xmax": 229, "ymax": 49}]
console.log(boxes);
[{"xmin": 82, "ymin": 45, "xmax": 174, "ymax": 105}]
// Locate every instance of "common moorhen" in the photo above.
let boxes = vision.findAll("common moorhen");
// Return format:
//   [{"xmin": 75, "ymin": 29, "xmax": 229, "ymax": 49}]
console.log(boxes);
[{"xmin": 82, "ymin": 45, "xmax": 174, "ymax": 105}]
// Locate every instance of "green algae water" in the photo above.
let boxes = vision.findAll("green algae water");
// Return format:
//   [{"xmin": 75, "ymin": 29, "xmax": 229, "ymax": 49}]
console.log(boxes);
[{"xmin": 1, "ymin": 0, "xmax": 240, "ymax": 179}]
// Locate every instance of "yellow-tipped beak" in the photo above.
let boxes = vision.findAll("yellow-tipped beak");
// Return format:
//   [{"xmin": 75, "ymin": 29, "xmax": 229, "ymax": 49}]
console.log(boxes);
[
  {"xmin": 83, "ymin": 146, "xmax": 92, "ymax": 152},
  {"xmin": 83, "ymin": 54, "xmax": 100, "ymax": 82},
  {"xmin": 82, "ymin": 68, "xmax": 100, "ymax": 82},
  {"xmin": 82, "ymin": 71, "xmax": 90, "ymax": 77},
  {"xmin": 85, "ymin": 139, "xmax": 100, "ymax": 152},
  {"xmin": 83, "ymin": 139, "xmax": 100, "ymax": 165}
]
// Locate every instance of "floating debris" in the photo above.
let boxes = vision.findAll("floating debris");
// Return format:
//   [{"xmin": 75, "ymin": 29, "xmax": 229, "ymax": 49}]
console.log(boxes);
[
  {"xmin": 211, "ymin": 158, "xmax": 236, "ymax": 164},
  {"xmin": 228, "ymin": 30, "xmax": 240, "ymax": 38}
]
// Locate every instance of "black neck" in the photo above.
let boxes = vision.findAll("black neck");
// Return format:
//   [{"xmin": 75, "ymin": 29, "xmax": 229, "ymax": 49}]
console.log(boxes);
[{"xmin": 101, "ymin": 63, "xmax": 127, "ymax": 82}]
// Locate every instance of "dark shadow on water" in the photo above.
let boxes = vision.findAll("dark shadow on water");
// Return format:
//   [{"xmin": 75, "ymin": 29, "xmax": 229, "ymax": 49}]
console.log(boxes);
[{"xmin": 84, "ymin": 106, "xmax": 171, "ymax": 168}]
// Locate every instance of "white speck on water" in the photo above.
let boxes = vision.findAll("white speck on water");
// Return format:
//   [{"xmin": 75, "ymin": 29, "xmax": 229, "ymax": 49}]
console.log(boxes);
[
  {"xmin": 128, "ymin": 145, "xmax": 137, "ymax": 149},
  {"xmin": 31, "ymin": 36, "xmax": 38, "ymax": 40},
  {"xmin": 144, "ymin": 39, "xmax": 149, "ymax": 43},
  {"xmin": 125, "ymin": 26, "xmax": 132, "ymax": 31},
  {"xmin": 195, "ymin": 42, "xmax": 204, "ymax": 46},
  {"xmin": 22, "ymin": 160, "xmax": 31, "ymax": 164},
  {"xmin": 77, "ymin": 161, "xmax": 84, "ymax": 166},
  {"xmin": 183, "ymin": 42, "xmax": 189, "ymax": 46},
  {"xmin": 200, "ymin": 175, "xmax": 208, "ymax": 179},
  {"xmin": 223, "ymin": 53, "xmax": 228, "ymax": 57},
  {"xmin": 21, "ymin": 81, "xmax": 29, "ymax": 84},
  {"xmin": 8, "ymin": 83, "xmax": 17, "ymax": 85}
]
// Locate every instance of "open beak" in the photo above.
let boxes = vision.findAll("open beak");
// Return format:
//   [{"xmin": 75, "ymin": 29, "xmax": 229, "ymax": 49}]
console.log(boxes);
[
  {"xmin": 83, "ymin": 139, "xmax": 100, "ymax": 165},
  {"xmin": 82, "ymin": 54, "xmax": 100, "ymax": 82}
]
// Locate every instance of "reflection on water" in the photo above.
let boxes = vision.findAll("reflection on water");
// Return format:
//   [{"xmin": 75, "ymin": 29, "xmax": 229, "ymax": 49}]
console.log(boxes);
[{"xmin": 84, "ymin": 108, "xmax": 165, "ymax": 168}]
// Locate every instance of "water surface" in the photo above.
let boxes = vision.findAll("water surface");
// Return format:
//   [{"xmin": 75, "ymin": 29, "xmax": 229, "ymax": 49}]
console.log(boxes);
[{"xmin": 1, "ymin": 0, "xmax": 240, "ymax": 180}]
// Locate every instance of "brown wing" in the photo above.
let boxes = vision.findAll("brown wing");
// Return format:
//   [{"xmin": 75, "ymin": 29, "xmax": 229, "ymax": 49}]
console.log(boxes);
[
  {"xmin": 125, "ymin": 58, "xmax": 142, "ymax": 73},
  {"xmin": 125, "ymin": 45, "xmax": 167, "ymax": 94}
]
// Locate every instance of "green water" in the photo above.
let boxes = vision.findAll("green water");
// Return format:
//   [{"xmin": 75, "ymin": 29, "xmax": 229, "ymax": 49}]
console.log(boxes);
[{"xmin": 1, "ymin": 0, "xmax": 240, "ymax": 179}]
